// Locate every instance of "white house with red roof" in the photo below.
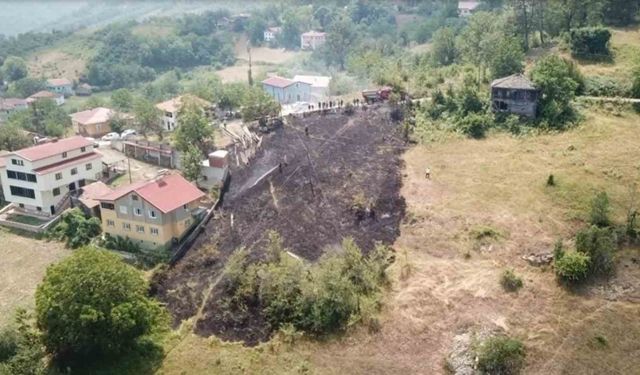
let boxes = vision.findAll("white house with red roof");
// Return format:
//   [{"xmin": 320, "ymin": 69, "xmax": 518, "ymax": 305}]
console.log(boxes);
[
  {"xmin": 301, "ymin": 31, "xmax": 327, "ymax": 50},
  {"xmin": 96, "ymin": 173, "xmax": 205, "ymax": 250},
  {"xmin": 262, "ymin": 76, "xmax": 312, "ymax": 104},
  {"xmin": 0, "ymin": 136, "xmax": 103, "ymax": 216}
]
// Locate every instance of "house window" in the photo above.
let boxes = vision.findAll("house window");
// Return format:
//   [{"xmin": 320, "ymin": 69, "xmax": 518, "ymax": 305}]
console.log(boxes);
[
  {"xmin": 136, "ymin": 225, "xmax": 145, "ymax": 233},
  {"xmin": 9, "ymin": 186, "xmax": 35, "ymax": 199},
  {"xmin": 134, "ymin": 208, "xmax": 142, "ymax": 216},
  {"xmin": 122, "ymin": 223, "xmax": 131, "ymax": 231},
  {"xmin": 150, "ymin": 227, "xmax": 159, "ymax": 236},
  {"xmin": 55, "ymin": 172, "xmax": 62, "ymax": 180},
  {"xmin": 70, "ymin": 168, "xmax": 78, "ymax": 175},
  {"xmin": 37, "ymin": 207, "xmax": 42, "ymax": 211},
  {"xmin": 53, "ymin": 188, "xmax": 60, "ymax": 196},
  {"xmin": 107, "ymin": 220, "xmax": 115, "ymax": 227},
  {"xmin": 119, "ymin": 206, "xmax": 128, "ymax": 214},
  {"xmin": 62, "ymin": 152, "xmax": 67, "ymax": 158},
  {"xmin": 148, "ymin": 210, "xmax": 157, "ymax": 219},
  {"xmin": 81, "ymin": 147, "xmax": 86, "ymax": 152},
  {"xmin": 101, "ymin": 202, "xmax": 115, "ymax": 210},
  {"xmin": 86, "ymin": 163, "xmax": 92, "ymax": 171},
  {"xmin": 132, "ymin": 195, "xmax": 138, "ymax": 201},
  {"xmin": 11, "ymin": 159, "xmax": 24, "ymax": 166},
  {"xmin": 7, "ymin": 171, "xmax": 36, "ymax": 182}
]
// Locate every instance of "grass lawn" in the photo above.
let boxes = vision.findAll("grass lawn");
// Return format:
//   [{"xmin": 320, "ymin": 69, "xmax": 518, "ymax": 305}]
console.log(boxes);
[
  {"xmin": 6, "ymin": 214, "xmax": 48, "ymax": 226},
  {"xmin": 0, "ymin": 229, "xmax": 71, "ymax": 328}
]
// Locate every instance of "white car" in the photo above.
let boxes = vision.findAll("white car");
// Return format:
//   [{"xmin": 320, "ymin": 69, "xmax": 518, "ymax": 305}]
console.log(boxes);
[
  {"xmin": 121, "ymin": 129, "xmax": 137, "ymax": 139},
  {"xmin": 101, "ymin": 132, "xmax": 120, "ymax": 141}
]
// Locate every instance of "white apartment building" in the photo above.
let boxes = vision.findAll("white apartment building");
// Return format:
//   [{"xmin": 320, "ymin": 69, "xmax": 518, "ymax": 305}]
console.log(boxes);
[{"xmin": 0, "ymin": 136, "xmax": 103, "ymax": 216}]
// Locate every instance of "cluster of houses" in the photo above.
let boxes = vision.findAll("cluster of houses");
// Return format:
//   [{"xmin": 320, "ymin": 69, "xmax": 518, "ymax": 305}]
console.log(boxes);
[
  {"xmin": 0, "ymin": 135, "xmax": 227, "ymax": 251},
  {"xmin": 0, "ymin": 78, "xmax": 87, "ymax": 123},
  {"xmin": 262, "ymin": 27, "xmax": 327, "ymax": 51}
]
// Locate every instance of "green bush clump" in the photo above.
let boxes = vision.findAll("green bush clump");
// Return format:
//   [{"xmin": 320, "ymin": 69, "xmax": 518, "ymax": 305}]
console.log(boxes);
[
  {"xmin": 501, "ymin": 269, "xmax": 523, "ymax": 292},
  {"xmin": 589, "ymin": 191, "xmax": 611, "ymax": 227},
  {"xmin": 456, "ymin": 113, "xmax": 493, "ymax": 139},
  {"xmin": 477, "ymin": 336, "xmax": 526, "ymax": 375},
  {"xmin": 576, "ymin": 225, "xmax": 616, "ymax": 276},
  {"xmin": 47, "ymin": 208, "xmax": 101, "ymax": 248},
  {"xmin": 35, "ymin": 247, "xmax": 166, "ymax": 362},
  {"xmin": 569, "ymin": 27, "xmax": 611, "ymax": 59},
  {"xmin": 584, "ymin": 76, "xmax": 629, "ymax": 97},
  {"xmin": 220, "ymin": 233, "xmax": 391, "ymax": 335},
  {"xmin": 554, "ymin": 251, "xmax": 590, "ymax": 283}
]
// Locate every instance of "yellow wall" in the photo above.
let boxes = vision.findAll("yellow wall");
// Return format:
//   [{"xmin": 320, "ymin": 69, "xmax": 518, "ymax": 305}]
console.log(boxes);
[{"xmin": 101, "ymin": 206, "xmax": 194, "ymax": 250}]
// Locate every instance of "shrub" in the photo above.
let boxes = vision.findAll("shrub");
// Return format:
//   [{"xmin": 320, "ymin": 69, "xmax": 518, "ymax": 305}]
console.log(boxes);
[
  {"xmin": 553, "ymin": 239, "xmax": 565, "ymax": 260},
  {"xmin": 222, "ymin": 236, "xmax": 391, "ymax": 336},
  {"xmin": 456, "ymin": 113, "xmax": 492, "ymax": 139},
  {"xmin": 0, "ymin": 327, "xmax": 18, "ymax": 362},
  {"xmin": 546, "ymin": 174, "xmax": 555, "ymax": 186},
  {"xmin": 576, "ymin": 225, "xmax": 616, "ymax": 276},
  {"xmin": 35, "ymin": 247, "xmax": 165, "ymax": 360},
  {"xmin": 569, "ymin": 27, "xmax": 611, "ymax": 59},
  {"xmin": 501, "ymin": 270, "xmax": 523, "ymax": 292},
  {"xmin": 48, "ymin": 208, "xmax": 101, "ymax": 248},
  {"xmin": 554, "ymin": 251, "xmax": 590, "ymax": 283},
  {"xmin": 589, "ymin": 191, "xmax": 611, "ymax": 227},
  {"xmin": 584, "ymin": 76, "xmax": 629, "ymax": 97},
  {"xmin": 477, "ymin": 336, "xmax": 526, "ymax": 375}
]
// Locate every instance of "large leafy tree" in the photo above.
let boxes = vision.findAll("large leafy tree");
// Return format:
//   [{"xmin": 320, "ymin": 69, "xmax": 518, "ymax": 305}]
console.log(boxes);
[
  {"xmin": 1, "ymin": 56, "xmax": 28, "ymax": 82},
  {"xmin": 431, "ymin": 27, "xmax": 458, "ymax": 66},
  {"xmin": 174, "ymin": 99, "xmax": 213, "ymax": 154},
  {"xmin": 530, "ymin": 55, "xmax": 580, "ymax": 127},
  {"xmin": 6, "ymin": 77, "xmax": 45, "ymax": 98},
  {"xmin": 132, "ymin": 97, "xmax": 161, "ymax": 138},
  {"xmin": 489, "ymin": 35, "xmax": 525, "ymax": 79},
  {"xmin": 35, "ymin": 247, "xmax": 164, "ymax": 360},
  {"xmin": 110, "ymin": 88, "xmax": 134, "ymax": 112},
  {"xmin": 324, "ymin": 15, "xmax": 358, "ymax": 70},
  {"xmin": 0, "ymin": 122, "xmax": 30, "ymax": 151},
  {"xmin": 8, "ymin": 99, "xmax": 70, "ymax": 137},
  {"xmin": 247, "ymin": 17, "xmax": 268, "ymax": 46},
  {"xmin": 241, "ymin": 87, "xmax": 280, "ymax": 122},
  {"xmin": 181, "ymin": 145, "xmax": 204, "ymax": 182}
]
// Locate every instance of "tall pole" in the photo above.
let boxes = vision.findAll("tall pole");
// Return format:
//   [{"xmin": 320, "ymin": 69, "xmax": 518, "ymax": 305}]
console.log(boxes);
[{"xmin": 128, "ymin": 157, "xmax": 132, "ymax": 184}]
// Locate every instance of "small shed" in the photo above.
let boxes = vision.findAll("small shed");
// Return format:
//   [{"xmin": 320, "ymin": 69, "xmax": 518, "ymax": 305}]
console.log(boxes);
[
  {"xmin": 490, "ymin": 74, "xmax": 539, "ymax": 118},
  {"xmin": 198, "ymin": 150, "xmax": 229, "ymax": 190},
  {"xmin": 75, "ymin": 181, "xmax": 113, "ymax": 218}
]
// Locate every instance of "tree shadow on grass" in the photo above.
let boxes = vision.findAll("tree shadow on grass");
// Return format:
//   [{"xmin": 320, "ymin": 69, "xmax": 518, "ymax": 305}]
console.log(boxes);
[{"xmin": 59, "ymin": 337, "xmax": 164, "ymax": 375}]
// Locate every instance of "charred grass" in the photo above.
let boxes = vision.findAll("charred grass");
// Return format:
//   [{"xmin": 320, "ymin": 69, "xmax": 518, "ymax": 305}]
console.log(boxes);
[{"xmin": 154, "ymin": 107, "xmax": 407, "ymax": 344}]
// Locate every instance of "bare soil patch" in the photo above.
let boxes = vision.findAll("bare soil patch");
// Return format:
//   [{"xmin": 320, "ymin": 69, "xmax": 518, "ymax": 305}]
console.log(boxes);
[
  {"xmin": 154, "ymin": 107, "xmax": 407, "ymax": 344},
  {"xmin": 28, "ymin": 50, "xmax": 87, "ymax": 81}
]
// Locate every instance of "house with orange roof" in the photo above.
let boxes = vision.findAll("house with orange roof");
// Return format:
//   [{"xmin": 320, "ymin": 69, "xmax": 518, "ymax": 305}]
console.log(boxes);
[
  {"xmin": 301, "ymin": 31, "xmax": 327, "ymax": 50},
  {"xmin": 0, "ymin": 136, "xmax": 103, "ymax": 216},
  {"xmin": 96, "ymin": 173, "xmax": 205, "ymax": 250},
  {"xmin": 70, "ymin": 107, "xmax": 134, "ymax": 138},
  {"xmin": 28, "ymin": 90, "xmax": 65, "ymax": 106}
]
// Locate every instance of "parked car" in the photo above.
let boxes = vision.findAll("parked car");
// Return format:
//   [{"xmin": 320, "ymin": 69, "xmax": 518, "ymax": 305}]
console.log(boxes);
[
  {"xmin": 121, "ymin": 129, "xmax": 137, "ymax": 139},
  {"xmin": 101, "ymin": 132, "xmax": 120, "ymax": 141}
]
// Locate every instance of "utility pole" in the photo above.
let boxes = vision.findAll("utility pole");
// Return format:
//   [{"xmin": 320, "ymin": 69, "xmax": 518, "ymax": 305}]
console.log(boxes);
[
  {"xmin": 247, "ymin": 44, "xmax": 253, "ymax": 86},
  {"xmin": 127, "ymin": 157, "xmax": 132, "ymax": 183}
]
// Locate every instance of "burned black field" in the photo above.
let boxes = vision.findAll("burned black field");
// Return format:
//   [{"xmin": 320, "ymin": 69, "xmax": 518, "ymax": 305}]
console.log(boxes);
[{"xmin": 154, "ymin": 106, "xmax": 407, "ymax": 344}]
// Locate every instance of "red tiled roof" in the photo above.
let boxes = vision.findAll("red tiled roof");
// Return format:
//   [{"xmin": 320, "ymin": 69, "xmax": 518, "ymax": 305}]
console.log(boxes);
[
  {"xmin": 47, "ymin": 78, "xmax": 72, "ymax": 86},
  {"xmin": 262, "ymin": 76, "xmax": 295, "ymax": 88},
  {"xmin": 29, "ymin": 90, "xmax": 60, "ymax": 99},
  {"xmin": 98, "ymin": 174, "xmax": 205, "ymax": 214},
  {"xmin": 14, "ymin": 136, "xmax": 94, "ymax": 162},
  {"xmin": 70, "ymin": 107, "xmax": 131, "ymax": 125},
  {"xmin": 79, "ymin": 181, "xmax": 113, "ymax": 208},
  {"xmin": 33, "ymin": 151, "xmax": 102, "ymax": 175}
]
